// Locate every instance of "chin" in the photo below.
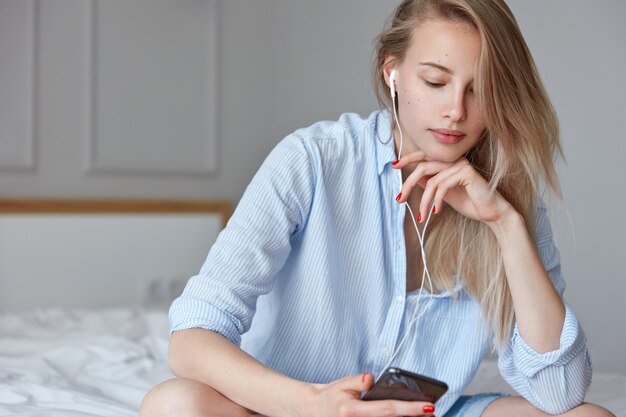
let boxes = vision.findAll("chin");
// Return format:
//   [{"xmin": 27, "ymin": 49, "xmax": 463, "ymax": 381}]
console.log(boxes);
[{"xmin": 425, "ymin": 148, "xmax": 464, "ymax": 163}]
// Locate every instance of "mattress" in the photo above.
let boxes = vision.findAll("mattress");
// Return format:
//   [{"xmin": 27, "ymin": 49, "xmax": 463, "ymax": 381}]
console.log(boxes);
[{"xmin": 0, "ymin": 308, "xmax": 623, "ymax": 416}]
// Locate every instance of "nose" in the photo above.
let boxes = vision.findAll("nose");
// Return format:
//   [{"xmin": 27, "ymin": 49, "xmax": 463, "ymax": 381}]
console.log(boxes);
[{"xmin": 444, "ymin": 89, "xmax": 467, "ymax": 122}]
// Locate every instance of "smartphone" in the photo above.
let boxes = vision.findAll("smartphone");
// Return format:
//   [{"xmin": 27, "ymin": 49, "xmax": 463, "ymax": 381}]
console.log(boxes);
[{"xmin": 362, "ymin": 367, "xmax": 448, "ymax": 403}]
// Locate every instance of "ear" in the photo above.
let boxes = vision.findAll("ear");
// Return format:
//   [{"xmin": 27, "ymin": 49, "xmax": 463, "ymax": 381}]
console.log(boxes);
[{"xmin": 383, "ymin": 57, "xmax": 398, "ymax": 90}]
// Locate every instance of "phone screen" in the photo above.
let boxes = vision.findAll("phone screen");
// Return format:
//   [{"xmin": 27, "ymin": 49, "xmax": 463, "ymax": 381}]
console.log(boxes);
[{"xmin": 362, "ymin": 367, "xmax": 448, "ymax": 402}]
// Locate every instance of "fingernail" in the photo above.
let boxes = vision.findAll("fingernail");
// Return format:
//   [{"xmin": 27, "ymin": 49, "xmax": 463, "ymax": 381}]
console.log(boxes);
[
  {"xmin": 391, "ymin": 160, "xmax": 400, "ymax": 167},
  {"xmin": 396, "ymin": 193, "xmax": 402, "ymax": 202},
  {"xmin": 423, "ymin": 405, "xmax": 435, "ymax": 413},
  {"xmin": 432, "ymin": 206, "xmax": 436, "ymax": 214},
  {"xmin": 417, "ymin": 212, "xmax": 422, "ymax": 222},
  {"xmin": 361, "ymin": 372, "xmax": 368, "ymax": 383}
]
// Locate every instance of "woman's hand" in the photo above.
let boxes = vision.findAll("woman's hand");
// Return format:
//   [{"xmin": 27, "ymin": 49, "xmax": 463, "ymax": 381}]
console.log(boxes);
[
  {"xmin": 392, "ymin": 151, "xmax": 514, "ymax": 226},
  {"xmin": 298, "ymin": 373, "xmax": 435, "ymax": 417}
]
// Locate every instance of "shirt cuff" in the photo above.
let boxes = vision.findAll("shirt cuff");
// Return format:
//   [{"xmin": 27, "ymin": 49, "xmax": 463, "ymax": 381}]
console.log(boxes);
[
  {"xmin": 169, "ymin": 296, "xmax": 243, "ymax": 346},
  {"xmin": 508, "ymin": 303, "xmax": 587, "ymax": 378}
]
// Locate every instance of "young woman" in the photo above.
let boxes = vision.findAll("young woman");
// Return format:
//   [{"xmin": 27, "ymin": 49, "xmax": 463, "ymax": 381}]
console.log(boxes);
[{"xmin": 141, "ymin": 1, "xmax": 615, "ymax": 416}]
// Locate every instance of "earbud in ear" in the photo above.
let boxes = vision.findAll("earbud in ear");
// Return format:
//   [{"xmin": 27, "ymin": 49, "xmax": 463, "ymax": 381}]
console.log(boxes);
[{"xmin": 389, "ymin": 69, "xmax": 397, "ymax": 99}]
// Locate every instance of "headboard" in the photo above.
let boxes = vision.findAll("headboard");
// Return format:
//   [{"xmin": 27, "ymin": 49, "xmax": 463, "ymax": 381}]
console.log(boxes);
[{"xmin": 0, "ymin": 199, "xmax": 232, "ymax": 311}]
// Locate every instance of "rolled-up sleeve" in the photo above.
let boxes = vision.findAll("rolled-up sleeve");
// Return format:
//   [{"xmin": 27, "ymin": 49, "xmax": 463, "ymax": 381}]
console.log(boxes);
[
  {"xmin": 169, "ymin": 134, "xmax": 314, "ymax": 345},
  {"xmin": 498, "ymin": 199, "xmax": 592, "ymax": 415}
]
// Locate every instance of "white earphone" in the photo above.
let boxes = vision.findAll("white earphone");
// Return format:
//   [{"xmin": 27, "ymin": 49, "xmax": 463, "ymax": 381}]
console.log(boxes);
[{"xmin": 378, "ymin": 66, "xmax": 437, "ymax": 377}]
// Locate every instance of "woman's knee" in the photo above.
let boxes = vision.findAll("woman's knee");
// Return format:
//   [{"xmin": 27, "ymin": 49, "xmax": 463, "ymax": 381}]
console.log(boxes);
[
  {"xmin": 481, "ymin": 396, "xmax": 616, "ymax": 417},
  {"xmin": 567, "ymin": 403, "xmax": 616, "ymax": 417},
  {"xmin": 140, "ymin": 378, "xmax": 255, "ymax": 417}
]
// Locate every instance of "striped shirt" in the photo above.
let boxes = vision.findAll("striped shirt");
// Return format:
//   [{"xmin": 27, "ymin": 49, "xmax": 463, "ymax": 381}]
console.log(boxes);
[{"xmin": 169, "ymin": 110, "xmax": 592, "ymax": 416}]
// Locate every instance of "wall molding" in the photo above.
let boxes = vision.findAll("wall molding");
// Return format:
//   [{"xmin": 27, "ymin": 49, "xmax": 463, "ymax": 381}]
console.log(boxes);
[
  {"xmin": 84, "ymin": 0, "xmax": 219, "ymax": 176},
  {"xmin": 0, "ymin": 198, "xmax": 232, "ymax": 228},
  {"xmin": 0, "ymin": 0, "xmax": 38, "ymax": 171}
]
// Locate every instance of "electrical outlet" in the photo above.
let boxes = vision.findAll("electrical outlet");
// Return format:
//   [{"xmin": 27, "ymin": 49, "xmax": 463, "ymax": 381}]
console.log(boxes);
[
  {"xmin": 142, "ymin": 278, "xmax": 170, "ymax": 309},
  {"xmin": 144, "ymin": 278, "xmax": 165, "ymax": 308},
  {"xmin": 167, "ymin": 277, "xmax": 187, "ymax": 300},
  {"xmin": 143, "ymin": 276, "xmax": 189, "ymax": 309}
]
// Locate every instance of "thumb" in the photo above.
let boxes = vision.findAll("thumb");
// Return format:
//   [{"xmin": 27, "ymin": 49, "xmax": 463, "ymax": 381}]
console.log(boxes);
[{"xmin": 334, "ymin": 372, "xmax": 374, "ymax": 392}]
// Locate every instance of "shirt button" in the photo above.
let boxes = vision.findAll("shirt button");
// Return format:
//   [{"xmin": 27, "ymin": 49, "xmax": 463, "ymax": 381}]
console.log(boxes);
[
  {"xmin": 396, "ymin": 296, "xmax": 403, "ymax": 303},
  {"xmin": 382, "ymin": 346, "xmax": 390, "ymax": 355}
]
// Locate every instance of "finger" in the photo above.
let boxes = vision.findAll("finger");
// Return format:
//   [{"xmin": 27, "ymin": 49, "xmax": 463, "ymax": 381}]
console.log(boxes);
[
  {"xmin": 397, "ymin": 161, "xmax": 452, "ymax": 203},
  {"xmin": 430, "ymin": 175, "xmax": 464, "ymax": 220},
  {"xmin": 332, "ymin": 372, "xmax": 374, "ymax": 393},
  {"xmin": 431, "ymin": 167, "xmax": 473, "ymax": 218},
  {"xmin": 391, "ymin": 150, "xmax": 429, "ymax": 169},
  {"xmin": 354, "ymin": 399, "xmax": 435, "ymax": 417},
  {"xmin": 421, "ymin": 160, "xmax": 475, "ymax": 219},
  {"xmin": 419, "ymin": 164, "xmax": 465, "ymax": 220}
]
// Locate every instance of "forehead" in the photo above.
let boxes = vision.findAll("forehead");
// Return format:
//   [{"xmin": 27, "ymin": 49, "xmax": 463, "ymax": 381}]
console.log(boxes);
[{"xmin": 406, "ymin": 19, "xmax": 481, "ymax": 75}]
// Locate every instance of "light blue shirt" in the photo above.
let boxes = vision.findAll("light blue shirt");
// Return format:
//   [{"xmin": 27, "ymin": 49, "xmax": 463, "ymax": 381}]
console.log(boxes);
[{"xmin": 169, "ymin": 110, "xmax": 592, "ymax": 416}]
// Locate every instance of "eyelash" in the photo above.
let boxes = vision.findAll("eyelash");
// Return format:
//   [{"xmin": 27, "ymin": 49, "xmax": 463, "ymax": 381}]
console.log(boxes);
[
  {"xmin": 424, "ymin": 81, "xmax": 444, "ymax": 88},
  {"xmin": 424, "ymin": 80, "xmax": 474, "ymax": 94}
]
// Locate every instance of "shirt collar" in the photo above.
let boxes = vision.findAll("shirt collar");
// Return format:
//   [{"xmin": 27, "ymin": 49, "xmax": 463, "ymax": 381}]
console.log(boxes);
[{"xmin": 375, "ymin": 110, "xmax": 397, "ymax": 176}]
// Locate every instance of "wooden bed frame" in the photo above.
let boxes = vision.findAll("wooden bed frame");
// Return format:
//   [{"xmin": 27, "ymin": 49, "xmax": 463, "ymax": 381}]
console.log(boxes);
[
  {"xmin": 0, "ymin": 198, "xmax": 232, "ymax": 228},
  {"xmin": 0, "ymin": 198, "xmax": 233, "ymax": 310}
]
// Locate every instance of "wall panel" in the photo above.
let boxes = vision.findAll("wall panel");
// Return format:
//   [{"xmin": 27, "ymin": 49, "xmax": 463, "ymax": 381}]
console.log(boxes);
[
  {"xmin": 86, "ymin": 0, "xmax": 218, "ymax": 175},
  {"xmin": 0, "ymin": 0, "xmax": 36, "ymax": 170}
]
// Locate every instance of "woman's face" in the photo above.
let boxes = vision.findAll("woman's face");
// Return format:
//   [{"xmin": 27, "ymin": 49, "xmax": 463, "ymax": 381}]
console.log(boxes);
[{"xmin": 386, "ymin": 19, "xmax": 486, "ymax": 163}]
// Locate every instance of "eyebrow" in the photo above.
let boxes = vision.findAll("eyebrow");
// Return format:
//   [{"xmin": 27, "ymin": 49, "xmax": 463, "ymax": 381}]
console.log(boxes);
[{"xmin": 419, "ymin": 62, "xmax": 453, "ymax": 74}]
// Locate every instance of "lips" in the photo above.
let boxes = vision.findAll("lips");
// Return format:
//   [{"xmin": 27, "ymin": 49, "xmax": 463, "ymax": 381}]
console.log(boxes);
[{"xmin": 430, "ymin": 128, "xmax": 466, "ymax": 144}]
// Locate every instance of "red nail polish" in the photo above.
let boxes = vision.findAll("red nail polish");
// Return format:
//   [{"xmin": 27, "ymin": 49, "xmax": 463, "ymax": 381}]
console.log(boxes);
[
  {"xmin": 432, "ymin": 206, "xmax": 436, "ymax": 214},
  {"xmin": 396, "ymin": 193, "xmax": 402, "ymax": 202},
  {"xmin": 391, "ymin": 160, "xmax": 399, "ymax": 167},
  {"xmin": 423, "ymin": 405, "xmax": 435, "ymax": 413},
  {"xmin": 417, "ymin": 212, "xmax": 422, "ymax": 222}
]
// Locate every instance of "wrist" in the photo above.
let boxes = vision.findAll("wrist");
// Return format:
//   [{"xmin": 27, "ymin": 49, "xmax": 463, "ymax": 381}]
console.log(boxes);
[
  {"xmin": 287, "ymin": 381, "xmax": 320, "ymax": 417},
  {"xmin": 487, "ymin": 204, "xmax": 524, "ymax": 239}
]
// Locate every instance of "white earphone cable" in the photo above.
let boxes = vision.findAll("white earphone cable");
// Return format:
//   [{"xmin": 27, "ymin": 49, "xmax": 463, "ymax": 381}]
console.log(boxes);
[{"xmin": 378, "ymin": 88, "xmax": 436, "ymax": 377}]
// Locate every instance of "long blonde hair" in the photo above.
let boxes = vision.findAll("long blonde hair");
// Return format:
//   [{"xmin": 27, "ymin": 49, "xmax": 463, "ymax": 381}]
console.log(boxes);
[{"xmin": 373, "ymin": 0, "xmax": 564, "ymax": 348}]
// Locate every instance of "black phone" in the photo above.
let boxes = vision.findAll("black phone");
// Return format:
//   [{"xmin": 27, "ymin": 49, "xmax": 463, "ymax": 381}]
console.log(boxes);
[{"xmin": 362, "ymin": 367, "xmax": 448, "ymax": 403}]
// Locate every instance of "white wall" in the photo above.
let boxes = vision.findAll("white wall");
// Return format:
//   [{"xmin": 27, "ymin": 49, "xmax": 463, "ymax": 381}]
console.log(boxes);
[
  {"xmin": 0, "ymin": 0, "xmax": 624, "ymax": 373},
  {"xmin": 505, "ymin": 0, "xmax": 626, "ymax": 375}
]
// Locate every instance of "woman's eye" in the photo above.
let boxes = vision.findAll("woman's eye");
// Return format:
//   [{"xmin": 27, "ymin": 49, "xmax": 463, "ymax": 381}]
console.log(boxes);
[{"xmin": 424, "ymin": 80, "xmax": 444, "ymax": 88}]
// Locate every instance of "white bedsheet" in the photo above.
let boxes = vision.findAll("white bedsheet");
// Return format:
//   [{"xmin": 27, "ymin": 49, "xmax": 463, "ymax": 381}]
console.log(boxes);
[
  {"xmin": 0, "ymin": 309, "xmax": 172, "ymax": 416},
  {"xmin": 0, "ymin": 309, "xmax": 623, "ymax": 416}
]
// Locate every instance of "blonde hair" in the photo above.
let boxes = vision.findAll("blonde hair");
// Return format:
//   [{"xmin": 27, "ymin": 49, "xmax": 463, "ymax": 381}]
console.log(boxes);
[{"xmin": 373, "ymin": 0, "xmax": 564, "ymax": 348}]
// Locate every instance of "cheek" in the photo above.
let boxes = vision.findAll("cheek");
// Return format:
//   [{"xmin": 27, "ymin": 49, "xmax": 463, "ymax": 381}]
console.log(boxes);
[
  {"xmin": 472, "ymin": 119, "xmax": 486, "ymax": 137},
  {"xmin": 468, "ymin": 103, "xmax": 485, "ymax": 124},
  {"xmin": 467, "ymin": 108, "xmax": 486, "ymax": 133},
  {"xmin": 401, "ymin": 93, "xmax": 426, "ymax": 123},
  {"xmin": 405, "ymin": 90, "xmax": 427, "ymax": 113}
]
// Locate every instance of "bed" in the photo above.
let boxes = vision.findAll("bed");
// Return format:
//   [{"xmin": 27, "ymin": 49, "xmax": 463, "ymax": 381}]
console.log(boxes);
[
  {"xmin": 0, "ymin": 307, "xmax": 624, "ymax": 416},
  {"xmin": 0, "ymin": 200, "xmax": 624, "ymax": 416},
  {"xmin": 0, "ymin": 307, "xmax": 170, "ymax": 416}
]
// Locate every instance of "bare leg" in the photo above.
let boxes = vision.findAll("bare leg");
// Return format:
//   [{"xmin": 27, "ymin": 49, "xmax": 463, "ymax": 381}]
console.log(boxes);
[
  {"xmin": 482, "ymin": 396, "xmax": 616, "ymax": 417},
  {"xmin": 140, "ymin": 377, "xmax": 258, "ymax": 417}
]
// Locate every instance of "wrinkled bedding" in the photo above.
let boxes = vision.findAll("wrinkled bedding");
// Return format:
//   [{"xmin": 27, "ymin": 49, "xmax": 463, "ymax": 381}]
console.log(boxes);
[
  {"xmin": 0, "ymin": 309, "xmax": 623, "ymax": 416},
  {"xmin": 0, "ymin": 309, "xmax": 172, "ymax": 416}
]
